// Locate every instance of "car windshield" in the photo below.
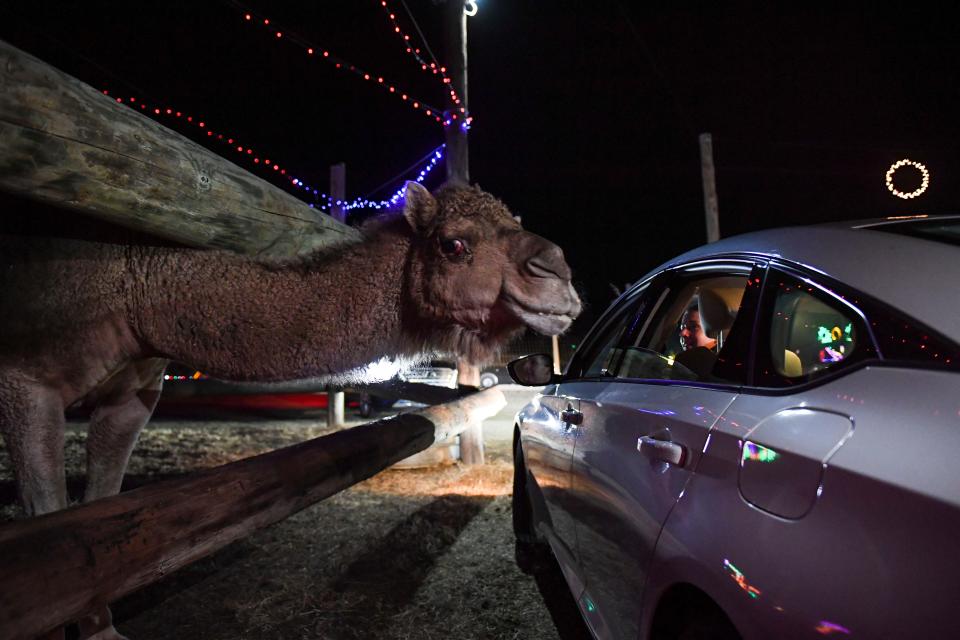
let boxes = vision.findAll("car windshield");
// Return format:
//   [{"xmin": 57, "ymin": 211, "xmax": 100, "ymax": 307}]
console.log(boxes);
[{"xmin": 868, "ymin": 218, "xmax": 960, "ymax": 247}]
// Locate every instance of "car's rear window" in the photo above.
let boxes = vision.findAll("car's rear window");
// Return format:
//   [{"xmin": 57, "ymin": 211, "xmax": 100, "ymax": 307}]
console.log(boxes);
[{"xmin": 868, "ymin": 218, "xmax": 960, "ymax": 247}]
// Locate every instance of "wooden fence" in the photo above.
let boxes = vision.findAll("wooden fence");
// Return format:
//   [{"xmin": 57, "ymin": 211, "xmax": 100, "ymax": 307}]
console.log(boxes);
[{"xmin": 0, "ymin": 389, "xmax": 505, "ymax": 639}]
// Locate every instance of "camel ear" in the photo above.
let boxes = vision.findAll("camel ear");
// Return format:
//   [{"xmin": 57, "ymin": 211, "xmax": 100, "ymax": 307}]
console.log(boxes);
[{"xmin": 403, "ymin": 181, "xmax": 438, "ymax": 233}]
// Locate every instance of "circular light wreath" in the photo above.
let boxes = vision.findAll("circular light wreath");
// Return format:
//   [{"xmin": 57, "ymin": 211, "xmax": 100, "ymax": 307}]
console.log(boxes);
[{"xmin": 885, "ymin": 159, "xmax": 930, "ymax": 199}]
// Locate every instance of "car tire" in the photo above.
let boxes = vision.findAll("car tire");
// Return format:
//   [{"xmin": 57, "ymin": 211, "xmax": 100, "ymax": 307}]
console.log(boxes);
[
  {"xmin": 513, "ymin": 440, "xmax": 552, "ymax": 574},
  {"xmin": 674, "ymin": 614, "xmax": 740, "ymax": 640},
  {"xmin": 650, "ymin": 591, "xmax": 741, "ymax": 640},
  {"xmin": 359, "ymin": 401, "xmax": 372, "ymax": 419},
  {"xmin": 479, "ymin": 372, "xmax": 498, "ymax": 388}
]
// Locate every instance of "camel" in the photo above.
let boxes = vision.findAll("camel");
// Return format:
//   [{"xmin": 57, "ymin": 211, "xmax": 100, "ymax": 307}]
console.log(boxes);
[{"xmin": 0, "ymin": 181, "xmax": 580, "ymax": 639}]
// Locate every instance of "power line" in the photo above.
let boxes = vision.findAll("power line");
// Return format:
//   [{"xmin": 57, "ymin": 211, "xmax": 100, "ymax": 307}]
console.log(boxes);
[
  {"xmin": 362, "ymin": 144, "xmax": 445, "ymax": 198},
  {"xmin": 613, "ymin": 1, "xmax": 697, "ymax": 139},
  {"xmin": 400, "ymin": 0, "xmax": 441, "ymax": 68}
]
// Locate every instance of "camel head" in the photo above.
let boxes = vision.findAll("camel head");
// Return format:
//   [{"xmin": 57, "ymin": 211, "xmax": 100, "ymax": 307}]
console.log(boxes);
[{"xmin": 401, "ymin": 181, "xmax": 581, "ymax": 362}]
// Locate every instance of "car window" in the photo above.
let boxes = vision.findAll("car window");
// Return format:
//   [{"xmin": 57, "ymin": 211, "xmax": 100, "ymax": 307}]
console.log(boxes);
[
  {"xmin": 616, "ymin": 272, "xmax": 752, "ymax": 384},
  {"xmin": 569, "ymin": 283, "xmax": 658, "ymax": 379},
  {"xmin": 770, "ymin": 286, "xmax": 857, "ymax": 378},
  {"xmin": 575, "ymin": 288, "xmax": 649, "ymax": 378},
  {"xmin": 582, "ymin": 328, "xmax": 628, "ymax": 378},
  {"xmin": 755, "ymin": 268, "xmax": 878, "ymax": 387}
]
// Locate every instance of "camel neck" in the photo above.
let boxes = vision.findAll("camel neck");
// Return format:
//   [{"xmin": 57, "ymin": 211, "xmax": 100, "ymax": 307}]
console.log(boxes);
[{"xmin": 136, "ymin": 222, "xmax": 414, "ymax": 382}]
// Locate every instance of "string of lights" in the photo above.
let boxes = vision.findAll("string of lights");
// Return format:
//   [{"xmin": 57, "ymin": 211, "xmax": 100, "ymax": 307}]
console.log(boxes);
[
  {"xmin": 220, "ymin": 0, "xmax": 446, "ymax": 125},
  {"xmin": 387, "ymin": 0, "xmax": 472, "ymax": 129},
  {"xmin": 343, "ymin": 146, "xmax": 445, "ymax": 211},
  {"xmin": 100, "ymin": 89, "xmax": 323, "ymax": 201},
  {"xmin": 400, "ymin": 0, "xmax": 443, "ymax": 67},
  {"xmin": 286, "ymin": 145, "xmax": 445, "ymax": 211},
  {"xmin": 379, "ymin": 2, "xmax": 434, "ymax": 69},
  {"xmin": 102, "ymin": 89, "xmax": 446, "ymax": 212},
  {"xmin": 885, "ymin": 159, "xmax": 930, "ymax": 199},
  {"xmin": 361, "ymin": 143, "xmax": 446, "ymax": 199},
  {"xmin": 377, "ymin": 0, "xmax": 464, "ymax": 111}
]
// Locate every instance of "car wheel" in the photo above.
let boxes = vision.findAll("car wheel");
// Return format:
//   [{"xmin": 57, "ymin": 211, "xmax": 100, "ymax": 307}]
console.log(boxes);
[
  {"xmin": 513, "ymin": 439, "xmax": 551, "ymax": 574},
  {"xmin": 673, "ymin": 613, "xmax": 740, "ymax": 640},
  {"xmin": 480, "ymin": 372, "xmax": 498, "ymax": 388},
  {"xmin": 650, "ymin": 587, "xmax": 741, "ymax": 640},
  {"xmin": 359, "ymin": 401, "xmax": 372, "ymax": 419}
]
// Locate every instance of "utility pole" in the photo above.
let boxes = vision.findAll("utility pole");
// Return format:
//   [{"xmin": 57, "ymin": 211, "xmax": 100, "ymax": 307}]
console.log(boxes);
[
  {"xmin": 444, "ymin": 0, "xmax": 469, "ymax": 184},
  {"xmin": 699, "ymin": 133, "xmax": 720, "ymax": 243},
  {"xmin": 443, "ymin": 0, "xmax": 483, "ymax": 464},
  {"xmin": 327, "ymin": 162, "xmax": 346, "ymax": 427}
]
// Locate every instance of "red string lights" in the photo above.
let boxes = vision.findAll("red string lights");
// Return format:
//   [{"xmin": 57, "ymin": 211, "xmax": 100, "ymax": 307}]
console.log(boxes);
[
  {"xmin": 102, "ymin": 88, "xmax": 326, "ymax": 204},
  {"xmin": 375, "ymin": 0, "xmax": 470, "ymax": 129},
  {"xmin": 377, "ymin": 0, "xmax": 463, "ymax": 109},
  {"xmin": 228, "ymin": 2, "xmax": 445, "ymax": 125},
  {"xmin": 102, "ymin": 89, "xmax": 447, "ymax": 212}
]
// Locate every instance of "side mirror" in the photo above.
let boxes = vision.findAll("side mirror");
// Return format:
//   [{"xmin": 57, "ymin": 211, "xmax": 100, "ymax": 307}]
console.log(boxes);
[{"xmin": 508, "ymin": 353, "xmax": 557, "ymax": 386}]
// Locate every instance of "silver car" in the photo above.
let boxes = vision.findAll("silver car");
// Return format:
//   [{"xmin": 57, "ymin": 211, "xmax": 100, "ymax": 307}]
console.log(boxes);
[{"xmin": 510, "ymin": 216, "xmax": 960, "ymax": 640}]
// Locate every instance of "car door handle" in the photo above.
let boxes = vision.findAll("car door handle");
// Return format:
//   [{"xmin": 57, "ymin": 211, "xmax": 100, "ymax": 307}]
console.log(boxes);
[
  {"xmin": 637, "ymin": 436, "xmax": 686, "ymax": 466},
  {"xmin": 561, "ymin": 406, "xmax": 583, "ymax": 426}
]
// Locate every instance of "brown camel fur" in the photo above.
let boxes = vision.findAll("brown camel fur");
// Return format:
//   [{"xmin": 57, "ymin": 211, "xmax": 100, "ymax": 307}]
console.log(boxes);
[
  {"xmin": 0, "ymin": 179, "xmax": 581, "ymax": 507},
  {"xmin": 0, "ymin": 181, "xmax": 580, "ymax": 638}
]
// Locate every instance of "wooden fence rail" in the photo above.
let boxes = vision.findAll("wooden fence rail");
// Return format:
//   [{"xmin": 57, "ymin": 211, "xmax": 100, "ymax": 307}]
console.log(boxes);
[
  {"xmin": 161, "ymin": 376, "xmax": 471, "ymax": 407},
  {"xmin": 0, "ymin": 39, "xmax": 361, "ymax": 257},
  {"xmin": 0, "ymin": 388, "xmax": 505, "ymax": 639}
]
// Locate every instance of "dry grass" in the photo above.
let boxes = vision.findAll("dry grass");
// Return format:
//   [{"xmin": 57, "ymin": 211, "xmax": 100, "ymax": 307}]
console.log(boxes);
[{"xmin": 0, "ymin": 417, "xmax": 580, "ymax": 640}]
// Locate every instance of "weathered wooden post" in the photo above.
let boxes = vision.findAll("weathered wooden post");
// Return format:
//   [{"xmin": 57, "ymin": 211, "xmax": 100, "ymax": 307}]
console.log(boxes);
[
  {"xmin": 699, "ymin": 132, "xmax": 721, "ymax": 243},
  {"xmin": 551, "ymin": 335, "xmax": 562, "ymax": 374},
  {"xmin": 327, "ymin": 162, "xmax": 348, "ymax": 426}
]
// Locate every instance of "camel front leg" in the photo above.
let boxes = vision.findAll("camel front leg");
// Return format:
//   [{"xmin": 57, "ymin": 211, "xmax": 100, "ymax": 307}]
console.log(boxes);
[
  {"xmin": 83, "ymin": 358, "xmax": 166, "ymax": 502},
  {"xmin": 79, "ymin": 359, "xmax": 166, "ymax": 640}
]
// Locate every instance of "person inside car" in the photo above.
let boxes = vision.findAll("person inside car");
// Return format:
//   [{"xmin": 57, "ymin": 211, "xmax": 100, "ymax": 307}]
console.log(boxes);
[
  {"xmin": 679, "ymin": 303, "xmax": 717, "ymax": 353},
  {"xmin": 673, "ymin": 295, "xmax": 726, "ymax": 379}
]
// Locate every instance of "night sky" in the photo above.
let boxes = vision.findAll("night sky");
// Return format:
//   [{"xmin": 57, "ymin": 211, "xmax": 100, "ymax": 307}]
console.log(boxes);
[{"xmin": 3, "ymin": 1, "xmax": 959, "ymax": 341}]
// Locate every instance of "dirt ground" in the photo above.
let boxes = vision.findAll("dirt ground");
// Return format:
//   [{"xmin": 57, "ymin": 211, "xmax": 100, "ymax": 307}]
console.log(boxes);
[{"xmin": 0, "ymin": 415, "xmax": 592, "ymax": 640}]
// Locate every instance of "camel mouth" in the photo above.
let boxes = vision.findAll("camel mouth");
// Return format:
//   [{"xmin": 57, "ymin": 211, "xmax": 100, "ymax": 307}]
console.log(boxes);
[{"xmin": 503, "ymin": 299, "xmax": 576, "ymax": 335}]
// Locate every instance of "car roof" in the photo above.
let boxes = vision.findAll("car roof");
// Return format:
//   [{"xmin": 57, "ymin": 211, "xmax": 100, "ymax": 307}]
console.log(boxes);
[{"xmin": 644, "ymin": 215, "xmax": 960, "ymax": 343}]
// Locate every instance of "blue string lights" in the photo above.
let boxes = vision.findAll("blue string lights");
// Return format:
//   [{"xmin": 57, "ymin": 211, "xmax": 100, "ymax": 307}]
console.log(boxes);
[
  {"xmin": 291, "ymin": 146, "xmax": 445, "ymax": 212},
  {"xmin": 341, "ymin": 145, "xmax": 445, "ymax": 211}
]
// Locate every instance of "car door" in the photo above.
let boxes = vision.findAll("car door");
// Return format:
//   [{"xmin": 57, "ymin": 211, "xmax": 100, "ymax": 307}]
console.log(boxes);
[
  {"xmin": 564, "ymin": 260, "xmax": 763, "ymax": 640},
  {"xmin": 521, "ymin": 285, "xmax": 651, "ymax": 573},
  {"xmin": 646, "ymin": 263, "xmax": 941, "ymax": 638}
]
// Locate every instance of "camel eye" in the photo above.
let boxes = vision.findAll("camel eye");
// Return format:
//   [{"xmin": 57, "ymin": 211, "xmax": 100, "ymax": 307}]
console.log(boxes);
[{"xmin": 439, "ymin": 238, "xmax": 467, "ymax": 257}]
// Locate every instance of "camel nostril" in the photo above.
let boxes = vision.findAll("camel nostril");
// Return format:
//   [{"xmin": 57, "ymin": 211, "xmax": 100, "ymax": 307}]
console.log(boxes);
[{"xmin": 526, "ymin": 244, "xmax": 571, "ymax": 279}]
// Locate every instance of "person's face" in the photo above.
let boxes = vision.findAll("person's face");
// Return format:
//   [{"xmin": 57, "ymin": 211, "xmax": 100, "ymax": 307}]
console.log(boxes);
[{"xmin": 679, "ymin": 309, "xmax": 713, "ymax": 351}]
